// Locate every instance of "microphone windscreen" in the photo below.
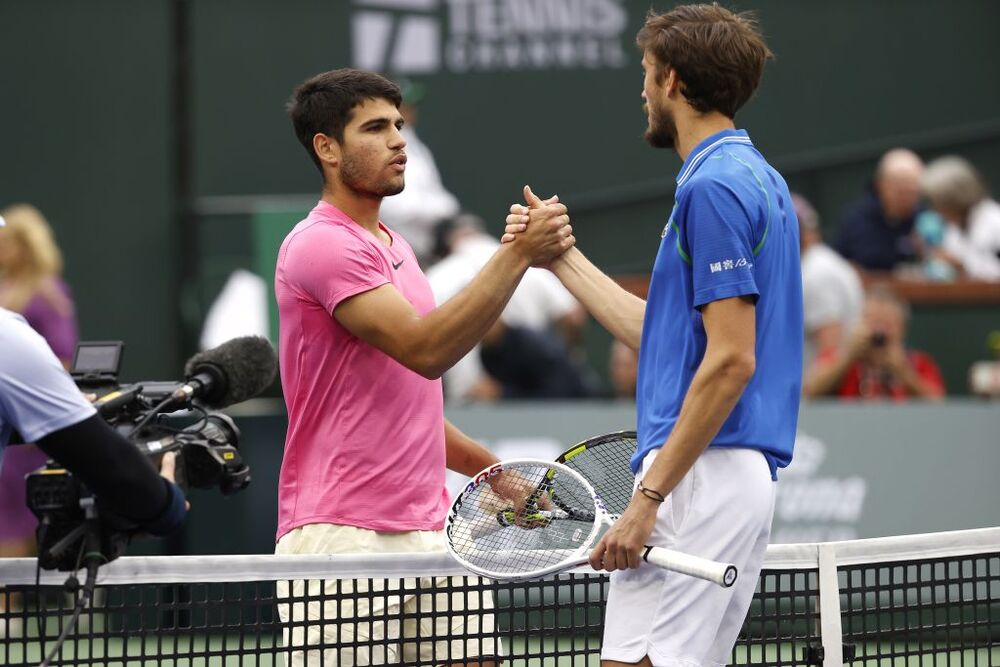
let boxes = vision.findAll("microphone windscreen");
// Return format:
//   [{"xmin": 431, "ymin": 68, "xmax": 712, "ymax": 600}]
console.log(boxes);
[{"xmin": 184, "ymin": 336, "xmax": 278, "ymax": 408}]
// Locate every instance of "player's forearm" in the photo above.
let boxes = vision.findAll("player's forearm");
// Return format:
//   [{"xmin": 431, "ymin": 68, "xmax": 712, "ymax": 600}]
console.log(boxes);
[
  {"xmin": 444, "ymin": 418, "xmax": 499, "ymax": 476},
  {"xmin": 640, "ymin": 348, "xmax": 755, "ymax": 497},
  {"xmin": 550, "ymin": 248, "xmax": 645, "ymax": 350},
  {"xmin": 407, "ymin": 245, "xmax": 531, "ymax": 378}
]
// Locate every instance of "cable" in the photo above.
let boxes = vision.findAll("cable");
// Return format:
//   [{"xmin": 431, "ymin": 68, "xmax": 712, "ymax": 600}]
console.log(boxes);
[
  {"xmin": 34, "ymin": 518, "xmax": 48, "ymax": 664},
  {"xmin": 128, "ymin": 394, "xmax": 177, "ymax": 437},
  {"xmin": 37, "ymin": 497, "xmax": 107, "ymax": 667},
  {"xmin": 38, "ymin": 562, "xmax": 99, "ymax": 667}
]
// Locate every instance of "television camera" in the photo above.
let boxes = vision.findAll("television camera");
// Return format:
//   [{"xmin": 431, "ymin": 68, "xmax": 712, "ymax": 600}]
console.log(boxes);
[{"xmin": 26, "ymin": 336, "xmax": 277, "ymax": 571}]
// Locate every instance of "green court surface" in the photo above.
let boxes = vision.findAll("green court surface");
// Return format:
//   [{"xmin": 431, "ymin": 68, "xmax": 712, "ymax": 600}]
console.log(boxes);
[{"xmin": 5, "ymin": 634, "xmax": 998, "ymax": 666}]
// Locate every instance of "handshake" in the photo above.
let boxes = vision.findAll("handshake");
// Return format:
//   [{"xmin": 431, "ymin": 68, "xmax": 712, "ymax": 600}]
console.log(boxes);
[{"xmin": 499, "ymin": 185, "xmax": 576, "ymax": 267}]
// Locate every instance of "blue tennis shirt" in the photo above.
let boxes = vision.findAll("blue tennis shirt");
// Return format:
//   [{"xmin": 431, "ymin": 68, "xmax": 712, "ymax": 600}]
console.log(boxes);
[{"xmin": 634, "ymin": 129, "xmax": 803, "ymax": 479}]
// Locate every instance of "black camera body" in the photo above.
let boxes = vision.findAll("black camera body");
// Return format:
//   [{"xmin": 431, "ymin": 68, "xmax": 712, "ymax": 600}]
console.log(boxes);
[{"xmin": 26, "ymin": 341, "xmax": 251, "ymax": 571}]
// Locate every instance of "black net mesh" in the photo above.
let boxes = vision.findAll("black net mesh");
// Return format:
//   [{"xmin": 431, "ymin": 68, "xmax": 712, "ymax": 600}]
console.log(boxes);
[
  {"xmin": 839, "ymin": 552, "xmax": 1000, "ymax": 664},
  {"xmin": 1, "ymin": 548, "xmax": 997, "ymax": 665}
]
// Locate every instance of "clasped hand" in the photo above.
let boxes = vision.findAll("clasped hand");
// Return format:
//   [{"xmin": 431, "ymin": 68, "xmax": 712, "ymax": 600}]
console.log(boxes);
[{"xmin": 503, "ymin": 186, "xmax": 574, "ymax": 267}]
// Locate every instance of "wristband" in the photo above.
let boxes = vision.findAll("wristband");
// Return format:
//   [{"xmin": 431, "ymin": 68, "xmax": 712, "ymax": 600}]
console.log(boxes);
[
  {"xmin": 142, "ymin": 480, "xmax": 188, "ymax": 537},
  {"xmin": 637, "ymin": 481, "xmax": 666, "ymax": 503}
]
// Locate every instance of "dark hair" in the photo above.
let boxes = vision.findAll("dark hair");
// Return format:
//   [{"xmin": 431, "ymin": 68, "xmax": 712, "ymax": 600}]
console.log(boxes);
[
  {"xmin": 636, "ymin": 4, "xmax": 773, "ymax": 119},
  {"xmin": 287, "ymin": 69, "xmax": 402, "ymax": 173}
]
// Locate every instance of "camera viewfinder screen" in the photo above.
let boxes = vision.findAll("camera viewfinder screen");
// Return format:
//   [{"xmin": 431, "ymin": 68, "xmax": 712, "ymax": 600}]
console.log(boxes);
[{"xmin": 74, "ymin": 345, "xmax": 121, "ymax": 374}]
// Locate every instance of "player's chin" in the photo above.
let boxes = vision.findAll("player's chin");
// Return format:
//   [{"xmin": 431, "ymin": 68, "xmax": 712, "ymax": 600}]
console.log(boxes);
[{"xmin": 379, "ymin": 177, "xmax": 405, "ymax": 197}]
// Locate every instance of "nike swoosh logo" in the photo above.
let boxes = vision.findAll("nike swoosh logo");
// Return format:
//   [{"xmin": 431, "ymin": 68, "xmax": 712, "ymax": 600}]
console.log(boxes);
[{"xmin": 392, "ymin": 259, "xmax": 405, "ymax": 270}]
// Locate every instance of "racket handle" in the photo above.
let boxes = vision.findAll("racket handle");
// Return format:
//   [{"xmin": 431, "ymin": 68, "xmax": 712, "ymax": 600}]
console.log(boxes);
[{"xmin": 642, "ymin": 546, "xmax": 738, "ymax": 588}]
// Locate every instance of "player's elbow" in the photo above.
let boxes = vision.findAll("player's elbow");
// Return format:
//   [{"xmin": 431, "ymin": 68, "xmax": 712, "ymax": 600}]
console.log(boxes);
[
  {"xmin": 416, "ymin": 364, "xmax": 445, "ymax": 381},
  {"xmin": 716, "ymin": 350, "xmax": 756, "ymax": 386},
  {"xmin": 401, "ymin": 350, "xmax": 447, "ymax": 380}
]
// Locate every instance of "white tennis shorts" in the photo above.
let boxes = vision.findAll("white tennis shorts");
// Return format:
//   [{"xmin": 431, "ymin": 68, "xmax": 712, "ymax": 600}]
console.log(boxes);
[
  {"xmin": 602, "ymin": 446, "xmax": 776, "ymax": 667},
  {"xmin": 276, "ymin": 524, "xmax": 499, "ymax": 666}
]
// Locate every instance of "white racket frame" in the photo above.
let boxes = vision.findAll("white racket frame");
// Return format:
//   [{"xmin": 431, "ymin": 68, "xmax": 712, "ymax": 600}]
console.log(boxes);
[{"xmin": 445, "ymin": 459, "xmax": 737, "ymax": 587}]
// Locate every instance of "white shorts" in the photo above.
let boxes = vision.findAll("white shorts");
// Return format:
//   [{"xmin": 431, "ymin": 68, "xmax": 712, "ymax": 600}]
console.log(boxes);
[
  {"xmin": 602, "ymin": 447, "xmax": 776, "ymax": 667},
  {"xmin": 276, "ymin": 523, "xmax": 500, "ymax": 666}
]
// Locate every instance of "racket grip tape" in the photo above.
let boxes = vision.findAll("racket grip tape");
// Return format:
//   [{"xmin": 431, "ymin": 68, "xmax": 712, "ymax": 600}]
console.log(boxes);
[{"xmin": 642, "ymin": 546, "xmax": 738, "ymax": 588}]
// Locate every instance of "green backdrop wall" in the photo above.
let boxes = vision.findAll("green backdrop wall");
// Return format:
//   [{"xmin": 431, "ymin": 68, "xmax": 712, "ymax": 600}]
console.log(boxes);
[{"xmin": 2, "ymin": 1, "xmax": 999, "ymax": 382}]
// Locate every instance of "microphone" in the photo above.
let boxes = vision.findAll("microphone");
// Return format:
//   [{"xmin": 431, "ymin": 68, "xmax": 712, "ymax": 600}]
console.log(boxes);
[{"xmin": 174, "ymin": 336, "xmax": 278, "ymax": 409}]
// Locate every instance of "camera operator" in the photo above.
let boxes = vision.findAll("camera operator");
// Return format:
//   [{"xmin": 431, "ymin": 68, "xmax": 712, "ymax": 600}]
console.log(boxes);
[
  {"xmin": 803, "ymin": 284, "xmax": 945, "ymax": 400},
  {"xmin": 0, "ymin": 306, "xmax": 188, "ymax": 538}
]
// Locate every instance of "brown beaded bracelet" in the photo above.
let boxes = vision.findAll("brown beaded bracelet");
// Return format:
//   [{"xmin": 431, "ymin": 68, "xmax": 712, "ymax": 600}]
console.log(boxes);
[{"xmin": 637, "ymin": 481, "xmax": 666, "ymax": 503}]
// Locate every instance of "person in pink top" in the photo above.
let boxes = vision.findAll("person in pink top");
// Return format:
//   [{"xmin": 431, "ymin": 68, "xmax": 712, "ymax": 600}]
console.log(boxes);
[{"xmin": 274, "ymin": 69, "xmax": 573, "ymax": 666}]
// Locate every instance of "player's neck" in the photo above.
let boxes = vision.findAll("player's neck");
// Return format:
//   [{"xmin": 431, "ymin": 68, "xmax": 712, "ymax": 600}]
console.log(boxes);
[
  {"xmin": 674, "ymin": 112, "xmax": 736, "ymax": 162},
  {"xmin": 321, "ymin": 183, "xmax": 383, "ymax": 234}
]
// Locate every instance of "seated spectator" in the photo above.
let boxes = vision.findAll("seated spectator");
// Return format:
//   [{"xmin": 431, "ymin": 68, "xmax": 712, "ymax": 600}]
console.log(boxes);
[
  {"xmin": 426, "ymin": 213, "xmax": 589, "ymax": 401},
  {"xmin": 921, "ymin": 156, "xmax": 1000, "ymax": 281},
  {"xmin": 836, "ymin": 148, "xmax": 924, "ymax": 271},
  {"xmin": 795, "ymin": 193, "xmax": 864, "ymax": 373},
  {"xmin": 608, "ymin": 339, "xmax": 638, "ymax": 399},
  {"xmin": 803, "ymin": 284, "xmax": 945, "ymax": 401}
]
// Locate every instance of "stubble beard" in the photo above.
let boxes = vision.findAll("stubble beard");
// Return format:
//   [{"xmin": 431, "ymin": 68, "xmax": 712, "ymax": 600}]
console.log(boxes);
[{"xmin": 340, "ymin": 151, "xmax": 405, "ymax": 199}]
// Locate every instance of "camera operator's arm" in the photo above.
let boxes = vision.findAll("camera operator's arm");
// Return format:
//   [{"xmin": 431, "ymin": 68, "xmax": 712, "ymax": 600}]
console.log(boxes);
[
  {"xmin": 36, "ymin": 415, "xmax": 188, "ymax": 535},
  {"xmin": 0, "ymin": 309, "xmax": 187, "ymax": 535}
]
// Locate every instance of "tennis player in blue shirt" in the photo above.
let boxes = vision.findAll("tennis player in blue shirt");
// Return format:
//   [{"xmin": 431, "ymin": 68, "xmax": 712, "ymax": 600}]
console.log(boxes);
[{"xmin": 505, "ymin": 5, "xmax": 803, "ymax": 665}]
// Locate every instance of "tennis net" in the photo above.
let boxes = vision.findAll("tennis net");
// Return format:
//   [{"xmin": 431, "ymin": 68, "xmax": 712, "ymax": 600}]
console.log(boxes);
[{"xmin": 0, "ymin": 527, "xmax": 997, "ymax": 666}]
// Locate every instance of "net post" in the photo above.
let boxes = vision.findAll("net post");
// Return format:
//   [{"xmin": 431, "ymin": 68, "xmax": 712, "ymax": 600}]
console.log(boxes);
[{"xmin": 817, "ymin": 543, "xmax": 844, "ymax": 667}]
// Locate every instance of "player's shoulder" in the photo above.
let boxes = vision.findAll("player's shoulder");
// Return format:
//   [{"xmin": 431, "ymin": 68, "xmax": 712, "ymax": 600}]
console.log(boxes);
[
  {"xmin": 684, "ymin": 149, "xmax": 772, "ymax": 203},
  {"xmin": 281, "ymin": 215, "xmax": 374, "ymax": 262}
]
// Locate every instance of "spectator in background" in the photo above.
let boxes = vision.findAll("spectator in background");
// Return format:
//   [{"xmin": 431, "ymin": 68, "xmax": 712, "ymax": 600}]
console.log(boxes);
[
  {"xmin": 426, "ymin": 213, "xmax": 591, "ymax": 401},
  {"xmin": 0, "ymin": 204, "xmax": 79, "ymax": 364},
  {"xmin": 804, "ymin": 284, "xmax": 944, "ymax": 401},
  {"xmin": 377, "ymin": 79, "xmax": 460, "ymax": 263},
  {"xmin": 608, "ymin": 339, "xmax": 639, "ymax": 399},
  {"xmin": 0, "ymin": 204, "xmax": 80, "ymax": 616},
  {"xmin": 478, "ymin": 320, "xmax": 602, "ymax": 399},
  {"xmin": 795, "ymin": 193, "xmax": 864, "ymax": 373},
  {"xmin": 836, "ymin": 148, "xmax": 924, "ymax": 271},
  {"xmin": 921, "ymin": 156, "xmax": 1000, "ymax": 281}
]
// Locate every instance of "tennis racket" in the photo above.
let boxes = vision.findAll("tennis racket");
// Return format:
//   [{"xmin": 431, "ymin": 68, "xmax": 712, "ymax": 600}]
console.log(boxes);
[
  {"xmin": 556, "ymin": 430, "xmax": 637, "ymax": 518},
  {"xmin": 445, "ymin": 459, "xmax": 737, "ymax": 587}
]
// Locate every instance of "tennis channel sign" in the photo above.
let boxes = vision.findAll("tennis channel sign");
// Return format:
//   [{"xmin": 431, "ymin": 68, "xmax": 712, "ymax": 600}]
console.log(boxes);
[{"xmin": 351, "ymin": 0, "xmax": 629, "ymax": 73}]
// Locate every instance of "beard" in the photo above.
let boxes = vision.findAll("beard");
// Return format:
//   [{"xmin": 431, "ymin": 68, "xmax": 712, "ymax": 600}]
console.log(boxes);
[
  {"xmin": 644, "ymin": 102, "xmax": 677, "ymax": 150},
  {"xmin": 340, "ymin": 150, "xmax": 405, "ymax": 199}
]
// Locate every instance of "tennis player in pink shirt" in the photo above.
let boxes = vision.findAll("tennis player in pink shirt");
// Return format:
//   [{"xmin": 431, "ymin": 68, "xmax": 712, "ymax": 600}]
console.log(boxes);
[{"xmin": 273, "ymin": 69, "xmax": 574, "ymax": 666}]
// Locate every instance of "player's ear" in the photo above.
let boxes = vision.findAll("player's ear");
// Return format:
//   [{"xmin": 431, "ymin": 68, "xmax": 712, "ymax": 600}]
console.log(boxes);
[
  {"xmin": 313, "ymin": 133, "xmax": 340, "ymax": 169},
  {"xmin": 663, "ymin": 67, "xmax": 681, "ymax": 98}
]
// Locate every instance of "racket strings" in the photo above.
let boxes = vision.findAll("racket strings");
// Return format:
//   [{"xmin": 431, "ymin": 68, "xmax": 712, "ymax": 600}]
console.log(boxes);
[
  {"xmin": 559, "ymin": 433, "xmax": 637, "ymax": 518},
  {"xmin": 449, "ymin": 462, "xmax": 597, "ymax": 577}
]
